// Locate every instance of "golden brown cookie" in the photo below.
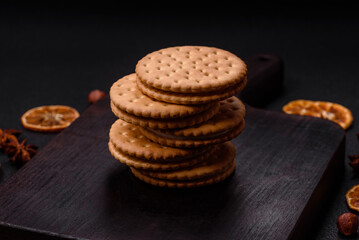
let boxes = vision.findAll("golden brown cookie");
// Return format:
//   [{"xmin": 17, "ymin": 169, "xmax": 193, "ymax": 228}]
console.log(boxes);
[
  {"xmin": 136, "ymin": 76, "xmax": 247, "ymax": 105},
  {"xmin": 130, "ymin": 161, "xmax": 235, "ymax": 188},
  {"xmin": 108, "ymin": 141, "xmax": 213, "ymax": 171},
  {"xmin": 135, "ymin": 46, "xmax": 247, "ymax": 93},
  {"xmin": 109, "ymin": 119, "xmax": 211, "ymax": 161},
  {"xmin": 139, "ymin": 96, "xmax": 246, "ymax": 148},
  {"xmin": 110, "ymin": 73, "xmax": 216, "ymax": 118},
  {"xmin": 137, "ymin": 142, "xmax": 235, "ymax": 181},
  {"xmin": 110, "ymin": 100, "xmax": 220, "ymax": 129}
]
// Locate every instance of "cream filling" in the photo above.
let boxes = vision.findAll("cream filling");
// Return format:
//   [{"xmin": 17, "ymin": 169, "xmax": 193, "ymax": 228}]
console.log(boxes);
[
  {"xmin": 110, "ymin": 137, "xmax": 216, "ymax": 162},
  {"xmin": 144, "ymin": 123, "xmax": 243, "ymax": 141}
]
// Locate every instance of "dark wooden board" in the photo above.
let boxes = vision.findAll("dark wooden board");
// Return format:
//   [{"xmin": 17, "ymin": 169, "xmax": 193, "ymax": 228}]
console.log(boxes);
[
  {"xmin": 0, "ymin": 55, "xmax": 345, "ymax": 239},
  {"xmin": 0, "ymin": 95, "xmax": 345, "ymax": 240},
  {"xmin": 238, "ymin": 53, "xmax": 284, "ymax": 108}
]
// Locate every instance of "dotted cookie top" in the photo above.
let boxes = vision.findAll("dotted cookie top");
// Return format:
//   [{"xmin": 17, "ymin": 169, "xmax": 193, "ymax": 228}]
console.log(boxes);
[
  {"xmin": 135, "ymin": 46, "xmax": 247, "ymax": 93},
  {"xmin": 110, "ymin": 73, "xmax": 214, "ymax": 119}
]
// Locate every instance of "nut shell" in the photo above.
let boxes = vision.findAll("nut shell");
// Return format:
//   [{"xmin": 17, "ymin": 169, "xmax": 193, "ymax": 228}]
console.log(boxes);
[
  {"xmin": 88, "ymin": 89, "xmax": 106, "ymax": 104},
  {"xmin": 337, "ymin": 213, "xmax": 358, "ymax": 236}
]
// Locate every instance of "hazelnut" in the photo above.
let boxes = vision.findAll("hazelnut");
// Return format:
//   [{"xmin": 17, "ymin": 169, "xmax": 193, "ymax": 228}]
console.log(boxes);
[
  {"xmin": 337, "ymin": 212, "xmax": 358, "ymax": 236},
  {"xmin": 88, "ymin": 89, "xmax": 106, "ymax": 104}
]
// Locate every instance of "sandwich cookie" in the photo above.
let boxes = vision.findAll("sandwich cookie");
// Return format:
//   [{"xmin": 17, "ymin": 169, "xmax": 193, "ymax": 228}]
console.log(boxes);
[
  {"xmin": 110, "ymin": 73, "xmax": 220, "ymax": 129},
  {"xmin": 130, "ymin": 141, "xmax": 236, "ymax": 188},
  {"xmin": 135, "ymin": 46, "xmax": 247, "ymax": 104},
  {"xmin": 109, "ymin": 119, "xmax": 214, "ymax": 171},
  {"xmin": 136, "ymin": 76, "xmax": 247, "ymax": 105},
  {"xmin": 140, "ymin": 96, "xmax": 246, "ymax": 148}
]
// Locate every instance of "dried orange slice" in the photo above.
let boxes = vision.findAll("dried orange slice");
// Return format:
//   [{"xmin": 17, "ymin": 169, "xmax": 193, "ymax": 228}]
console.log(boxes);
[
  {"xmin": 346, "ymin": 185, "xmax": 359, "ymax": 212},
  {"xmin": 21, "ymin": 105, "xmax": 80, "ymax": 132},
  {"xmin": 282, "ymin": 99, "xmax": 353, "ymax": 130}
]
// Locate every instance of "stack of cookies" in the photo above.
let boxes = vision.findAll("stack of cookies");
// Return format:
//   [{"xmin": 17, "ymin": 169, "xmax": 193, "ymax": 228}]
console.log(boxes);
[{"xmin": 109, "ymin": 46, "xmax": 247, "ymax": 188}]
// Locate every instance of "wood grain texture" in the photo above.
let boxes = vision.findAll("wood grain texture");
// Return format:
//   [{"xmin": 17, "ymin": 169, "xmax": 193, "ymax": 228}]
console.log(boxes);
[{"xmin": 0, "ymin": 95, "xmax": 345, "ymax": 240}]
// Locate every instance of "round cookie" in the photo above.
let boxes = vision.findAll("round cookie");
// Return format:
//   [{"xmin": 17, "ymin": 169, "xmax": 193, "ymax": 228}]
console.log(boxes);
[
  {"xmin": 110, "ymin": 73, "xmax": 216, "ymax": 118},
  {"xmin": 136, "ymin": 76, "xmax": 247, "ymax": 105},
  {"xmin": 110, "ymin": 100, "xmax": 220, "ymax": 129},
  {"xmin": 137, "ymin": 141, "xmax": 235, "ymax": 181},
  {"xmin": 139, "ymin": 96, "xmax": 246, "ymax": 148},
  {"xmin": 130, "ymin": 161, "xmax": 235, "ymax": 188},
  {"xmin": 109, "ymin": 119, "xmax": 211, "ymax": 161},
  {"xmin": 135, "ymin": 46, "xmax": 247, "ymax": 93},
  {"xmin": 108, "ymin": 141, "xmax": 213, "ymax": 171}
]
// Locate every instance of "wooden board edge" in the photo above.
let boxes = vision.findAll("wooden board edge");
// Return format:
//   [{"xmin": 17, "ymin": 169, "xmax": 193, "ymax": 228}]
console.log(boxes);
[
  {"xmin": 288, "ymin": 132, "xmax": 346, "ymax": 239},
  {"xmin": 0, "ymin": 221, "xmax": 79, "ymax": 240}
]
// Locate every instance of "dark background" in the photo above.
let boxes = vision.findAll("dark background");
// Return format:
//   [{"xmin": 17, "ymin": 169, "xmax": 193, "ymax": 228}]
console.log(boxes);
[{"xmin": 1, "ymin": 2, "xmax": 359, "ymax": 239}]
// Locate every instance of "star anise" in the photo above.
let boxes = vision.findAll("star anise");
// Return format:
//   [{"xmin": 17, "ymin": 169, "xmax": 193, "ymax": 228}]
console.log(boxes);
[
  {"xmin": 0, "ymin": 128, "xmax": 22, "ymax": 150},
  {"xmin": 3, "ymin": 135, "xmax": 38, "ymax": 163}
]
